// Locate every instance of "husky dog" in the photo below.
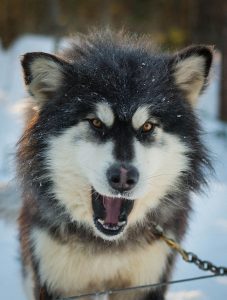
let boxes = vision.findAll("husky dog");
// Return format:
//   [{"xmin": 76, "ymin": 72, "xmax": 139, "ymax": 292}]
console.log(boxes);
[{"xmin": 18, "ymin": 31, "xmax": 213, "ymax": 300}]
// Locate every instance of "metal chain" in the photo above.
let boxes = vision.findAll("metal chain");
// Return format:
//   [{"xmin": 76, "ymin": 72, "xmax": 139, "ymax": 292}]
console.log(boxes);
[{"xmin": 152, "ymin": 223, "xmax": 227, "ymax": 276}]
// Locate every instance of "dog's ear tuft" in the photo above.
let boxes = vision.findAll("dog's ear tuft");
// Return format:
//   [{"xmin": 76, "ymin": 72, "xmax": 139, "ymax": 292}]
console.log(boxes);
[
  {"xmin": 21, "ymin": 52, "xmax": 69, "ymax": 105},
  {"xmin": 172, "ymin": 45, "xmax": 214, "ymax": 105}
]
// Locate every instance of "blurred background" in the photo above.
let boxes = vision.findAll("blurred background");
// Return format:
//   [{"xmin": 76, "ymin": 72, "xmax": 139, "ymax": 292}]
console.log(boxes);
[
  {"xmin": 0, "ymin": 1, "xmax": 227, "ymax": 300},
  {"xmin": 1, "ymin": 0, "xmax": 227, "ymax": 121}
]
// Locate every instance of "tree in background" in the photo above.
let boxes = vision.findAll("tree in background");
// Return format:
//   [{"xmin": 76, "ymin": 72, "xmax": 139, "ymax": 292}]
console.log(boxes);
[
  {"xmin": 0, "ymin": 0, "xmax": 226, "ymax": 120},
  {"xmin": 220, "ymin": 4, "xmax": 227, "ymax": 122},
  {"xmin": 0, "ymin": 0, "xmax": 195, "ymax": 49},
  {"xmin": 192, "ymin": 0, "xmax": 227, "ymax": 121}
]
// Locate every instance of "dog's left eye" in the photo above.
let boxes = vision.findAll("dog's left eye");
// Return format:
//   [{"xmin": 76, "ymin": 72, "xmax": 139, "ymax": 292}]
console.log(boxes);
[
  {"xmin": 89, "ymin": 118, "xmax": 103, "ymax": 129},
  {"xmin": 141, "ymin": 122, "xmax": 155, "ymax": 133}
]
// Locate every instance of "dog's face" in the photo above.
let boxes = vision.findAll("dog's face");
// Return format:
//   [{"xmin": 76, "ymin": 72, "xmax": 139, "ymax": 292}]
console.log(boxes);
[{"xmin": 21, "ymin": 36, "xmax": 213, "ymax": 241}]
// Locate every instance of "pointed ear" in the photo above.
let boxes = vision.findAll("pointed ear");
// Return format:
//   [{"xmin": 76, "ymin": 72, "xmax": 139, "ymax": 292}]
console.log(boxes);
[
  {"xmin": 172, "ymin": 45, "xmax": 214, "ymax": 105},
  {"xmin": 21, "ymin": 52, "xmax": 70, "ymax": 105}
]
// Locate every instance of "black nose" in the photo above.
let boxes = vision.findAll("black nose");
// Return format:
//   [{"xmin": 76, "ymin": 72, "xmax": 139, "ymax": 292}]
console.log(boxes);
[{"xmin": 107, "ymin": 164, "xmax": 139, "ymax": 192}]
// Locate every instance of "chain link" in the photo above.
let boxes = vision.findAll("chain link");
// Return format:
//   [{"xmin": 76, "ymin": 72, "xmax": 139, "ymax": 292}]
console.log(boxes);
[
  {"xmin": 152, "ymin": 223, "xmax": 227, "ymax": 276},
  {"xmin": 185, "ymin": 252, "xmax": 227, "ymax": 275}
]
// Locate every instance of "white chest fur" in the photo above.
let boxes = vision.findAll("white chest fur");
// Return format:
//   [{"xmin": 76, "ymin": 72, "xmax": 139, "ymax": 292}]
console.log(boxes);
[{"xmin": 32, "ymin": 229, "xmax": 170, "ymax": 298}]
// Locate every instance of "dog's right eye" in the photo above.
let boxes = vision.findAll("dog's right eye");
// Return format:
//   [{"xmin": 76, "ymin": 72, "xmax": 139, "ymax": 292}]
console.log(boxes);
[{"xmin": 89, "ymin": 118, "xmax": 103, "ymax": 129}]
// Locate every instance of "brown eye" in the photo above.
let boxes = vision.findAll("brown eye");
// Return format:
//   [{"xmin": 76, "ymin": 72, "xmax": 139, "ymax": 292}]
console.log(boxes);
[
  {"xmin": 90, "ymin": 118, "xmax": 103, "ymax": 129},
  {"xmin": 141, "ymin": 122, "xmax": 155, "ymax": 133}
]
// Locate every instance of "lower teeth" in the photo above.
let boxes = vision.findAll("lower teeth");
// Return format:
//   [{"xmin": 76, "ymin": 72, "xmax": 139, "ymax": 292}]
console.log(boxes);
[
  {"xmin": 97, "ymin": 219, "xmax": 126, "ymax": 230},
  {"xmin": 103, "ymin": 224, "xmax": 119, "ymax": 230}
]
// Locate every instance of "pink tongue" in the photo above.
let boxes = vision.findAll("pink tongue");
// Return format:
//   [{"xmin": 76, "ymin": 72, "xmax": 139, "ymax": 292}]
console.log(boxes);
[{"xmin": 103, "ymin": 197, "xmax": 123, "ymax": 225}]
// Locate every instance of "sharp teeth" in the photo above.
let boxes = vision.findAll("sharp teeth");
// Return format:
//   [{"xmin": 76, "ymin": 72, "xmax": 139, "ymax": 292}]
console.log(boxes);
[
  {"xmin": 103, "ymin": 224, "xmax": 119, "ymax": 230},
  {"xmin": 112, "ymin": 226, "xmax": 119, "ymax": 230},
  {"xmin": 97, "ymin": 219, "xmax": 126, "ymax": 231}
]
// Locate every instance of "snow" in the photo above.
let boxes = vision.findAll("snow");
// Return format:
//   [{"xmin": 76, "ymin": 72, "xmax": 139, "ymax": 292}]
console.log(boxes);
[{"xmin": 0, "ymin": 36, "xmax": 226, "ymax": 300}]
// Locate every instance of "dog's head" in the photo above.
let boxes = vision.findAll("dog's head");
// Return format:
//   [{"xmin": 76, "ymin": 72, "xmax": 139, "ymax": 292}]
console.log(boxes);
[{"xmin": 21, "ymin": 33, "xmax": 213, "ymax": 241}]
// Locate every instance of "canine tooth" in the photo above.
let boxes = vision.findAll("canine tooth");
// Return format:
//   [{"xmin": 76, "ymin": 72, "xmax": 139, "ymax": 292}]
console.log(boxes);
[
  {"xmin": 97, "ymin": 219, "xmax": 104, "ymax": 224},
  {"xmin": 118, "ymin": 221, "xmax": 126, "ymax": 226}
]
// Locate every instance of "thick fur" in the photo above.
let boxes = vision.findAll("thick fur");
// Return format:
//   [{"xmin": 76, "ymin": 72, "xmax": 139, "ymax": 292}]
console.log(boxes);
[{"xmin": 17, "ymin": 30, "xmax": 213, "ymax": 300}]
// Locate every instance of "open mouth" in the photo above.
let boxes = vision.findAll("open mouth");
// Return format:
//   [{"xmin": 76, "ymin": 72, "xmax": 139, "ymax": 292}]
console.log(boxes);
[{"xmin": 92, "ymin": 190, "xmax": 134, "ymax": 237}]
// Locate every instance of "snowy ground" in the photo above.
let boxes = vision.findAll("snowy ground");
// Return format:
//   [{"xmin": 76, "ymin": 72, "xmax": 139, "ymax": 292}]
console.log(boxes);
[{"xmin": 0, "ymin": 36, "xmax": 226, "ymax": 300}]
